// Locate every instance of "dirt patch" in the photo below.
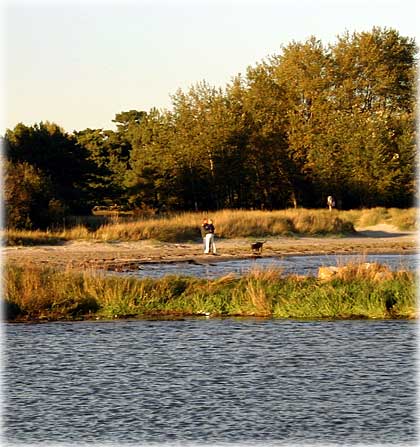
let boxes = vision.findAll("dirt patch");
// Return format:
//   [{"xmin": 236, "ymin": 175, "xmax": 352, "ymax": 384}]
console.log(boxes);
[
  {"xmin": 355, "ymin": 223, "xmax": 413, "ymax": 238},
  {"xmin": 3, "ymin": 226, "xmax": 416, "ymax": 271}
]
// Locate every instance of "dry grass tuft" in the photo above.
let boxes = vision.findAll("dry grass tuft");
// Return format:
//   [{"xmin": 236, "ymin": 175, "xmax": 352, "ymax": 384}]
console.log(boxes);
[
  {"xmin": 317, "ymin": 261, "xmax": 407, "ymax": 282},
  {"xmin": 245, "ymin": 266, "xmax": 283, "ymax": 282},
  {"xmin": 244, "ymin": 281, "xmax": 272, "ymax": 316}
]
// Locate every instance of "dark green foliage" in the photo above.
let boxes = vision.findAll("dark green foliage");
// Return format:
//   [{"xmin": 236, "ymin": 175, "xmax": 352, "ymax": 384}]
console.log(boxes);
[
  {"xmin": 3, "ymin": 28, "xmax": 416, "ymax": 228},
  {"xmin": 74, "ymin": 127, "xmax": 133, "ymax": 207},
  {"xmin": 4, "ymin": 122, "xmax": 93, "ymax": 227},
  {"xmin": 4, "ymin": 159, "xmax": 66, "ymax": 229}
]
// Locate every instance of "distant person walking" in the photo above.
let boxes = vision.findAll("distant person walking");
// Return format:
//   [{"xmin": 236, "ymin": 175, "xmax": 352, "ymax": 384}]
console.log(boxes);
[
  {"xmin": 327, "ymin": 195, "xmax": 335, "ymax": 212},
  {"xmin": 203, "ymin": 219, "xmax": 217, "ymax": 255}
]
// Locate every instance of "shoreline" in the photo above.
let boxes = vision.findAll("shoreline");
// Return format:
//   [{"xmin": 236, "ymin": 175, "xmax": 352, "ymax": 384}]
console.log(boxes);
[
  {"xmin": 3, "ymin": 225, "xmax": 417, "ymax": 272},
  {"xmin": 4, "ymin": 223, "xmax": 417, "ymax": 323}
]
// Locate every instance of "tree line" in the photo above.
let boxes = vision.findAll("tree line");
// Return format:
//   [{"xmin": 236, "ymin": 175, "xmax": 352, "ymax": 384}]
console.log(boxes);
[{"xmin": 3, "ymin": 27, "xmax": 417, "ymax": 229}]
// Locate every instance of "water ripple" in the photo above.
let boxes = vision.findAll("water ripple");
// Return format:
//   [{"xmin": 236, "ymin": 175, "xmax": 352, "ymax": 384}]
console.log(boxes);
[
  {"xmin": 3, "ymin": 319, "xmax": 417, "ymax": 445},
  {"xmin": 124, "ymin": 253, "xmax": 418, "ymax": 279}
]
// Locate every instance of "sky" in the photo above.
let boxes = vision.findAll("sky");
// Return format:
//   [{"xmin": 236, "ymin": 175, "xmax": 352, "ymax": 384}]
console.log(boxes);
[{"xmin": 2, "ymin": 0, "xmax": 419, "ymax": 134}]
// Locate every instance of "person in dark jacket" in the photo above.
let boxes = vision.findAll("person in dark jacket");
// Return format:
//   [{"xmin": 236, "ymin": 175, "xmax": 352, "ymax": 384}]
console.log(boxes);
[{"xmin": 203, "ymin": 219, "xmax": 216, "ymax": 254}]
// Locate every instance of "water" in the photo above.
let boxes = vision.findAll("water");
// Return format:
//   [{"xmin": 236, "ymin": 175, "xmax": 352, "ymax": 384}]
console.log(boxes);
[
  {"xmin": 3, "ymin": 319, "xmax": 417, "ymax": 445},
  {"xmin": 126, "ymin": 253, "xmax": 418, "ymax": 279}
]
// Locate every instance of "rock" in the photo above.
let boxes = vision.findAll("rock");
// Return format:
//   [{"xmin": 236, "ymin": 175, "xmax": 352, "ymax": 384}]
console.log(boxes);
[{"xmin": 318, "ymin": 266, "xmax": 340, "ymax": 280}]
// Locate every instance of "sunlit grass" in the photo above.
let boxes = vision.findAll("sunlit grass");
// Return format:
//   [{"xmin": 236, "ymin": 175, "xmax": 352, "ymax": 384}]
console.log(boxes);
[
  {"xmin": 4, "ymin": 207, "xmax": 416, "ymax": 246},
  {"xmin": 341, "ymin": 207, "xmax": 417, "ymax": 230},
  {"xmin": 4, "ymin": 229, "xmax": 67, "ymax": 246},
  {"xmin": 3, "ymin": 262, "xmax": 416, "ymax": 321}
]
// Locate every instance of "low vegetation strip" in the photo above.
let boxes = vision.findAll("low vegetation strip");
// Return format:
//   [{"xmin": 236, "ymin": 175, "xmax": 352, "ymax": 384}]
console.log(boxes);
[
  {"xmin": 3, "ymin": 263, "xmax": 416, "ymax": 322},
  {"xmin": 5, "ymin": 207, "xmax": 416, "ymax": 246}
]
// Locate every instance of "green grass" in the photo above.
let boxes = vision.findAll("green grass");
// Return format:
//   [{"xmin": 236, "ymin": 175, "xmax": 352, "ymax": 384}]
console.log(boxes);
[{"xmin": 3, "ymin": 263, "xmax": 416, "ymax": 321}]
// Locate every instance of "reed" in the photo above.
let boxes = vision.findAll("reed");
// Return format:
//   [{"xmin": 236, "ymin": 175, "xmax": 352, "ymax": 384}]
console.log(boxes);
[
  {"xmin": 3, "ymin": 263, "xmax": 100, "ymax": 319},
  {"xmin": 3, "ymin": 262, "xmax": 416, "ymax": 321},
  {"xmin": 92, "ymin": 216, "xmax": 200, "ymax": 242},
  {"xmin": 271, "ymin": 275, "xmax": 415, "ymax": 319}
]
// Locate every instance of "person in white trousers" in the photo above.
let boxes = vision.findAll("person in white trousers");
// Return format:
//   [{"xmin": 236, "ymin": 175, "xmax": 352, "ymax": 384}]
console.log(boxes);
[{"xmin": 203, "ymin": 219, "xmax": 217, "ymax": 254}]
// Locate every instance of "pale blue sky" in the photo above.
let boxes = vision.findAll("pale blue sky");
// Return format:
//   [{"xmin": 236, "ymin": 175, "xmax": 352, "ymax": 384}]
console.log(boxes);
[{"xmin": 2, "ymin": 0, "xmax": 419, "ymax": 133}]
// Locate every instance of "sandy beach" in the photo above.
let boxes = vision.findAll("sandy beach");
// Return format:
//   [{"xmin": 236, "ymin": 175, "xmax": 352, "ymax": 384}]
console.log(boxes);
[{"xmin": 3, "ymin": 224, "xmax": 416, "ymax": 271}]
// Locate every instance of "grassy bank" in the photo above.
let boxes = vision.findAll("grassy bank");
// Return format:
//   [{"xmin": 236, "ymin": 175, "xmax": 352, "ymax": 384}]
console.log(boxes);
[
  {"xmin": 341, "ymin": 207, "xmax": 417, "ymax": 231},
  {"xmin": 5, "ymin": 207, "xmax": 416, "ymax": 246},
  {"xmin": 3, "ymin": 262, "xmax": 416, "ymax": 321}
]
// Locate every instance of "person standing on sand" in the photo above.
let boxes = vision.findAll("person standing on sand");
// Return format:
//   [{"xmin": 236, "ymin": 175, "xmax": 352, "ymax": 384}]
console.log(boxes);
[{"xmin": 203, "ymin": 219, "xmax": 217, "ymax": 255}]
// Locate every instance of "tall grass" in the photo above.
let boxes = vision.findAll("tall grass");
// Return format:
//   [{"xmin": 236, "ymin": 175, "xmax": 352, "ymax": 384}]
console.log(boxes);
[
  {"xmin": 4, "ymin": 229, "xmax": 67, "ymax": 246},
  {"xmin": 4, "ymin": 208, "xmax": 354, "ymax": 245},
  {"xmin": 3, "ymin": 262, "xmax": 416, "ymax": 321},
  {"xmin": 341, "ymin": 207, "xmax": 417, "ymax": 230},
  {"xmin": 4, "ymin": 207, "xmax": 416, "ymax": 246}
]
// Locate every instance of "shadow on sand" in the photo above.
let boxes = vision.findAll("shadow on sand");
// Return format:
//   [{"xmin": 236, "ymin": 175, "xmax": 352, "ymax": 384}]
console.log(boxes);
[{"xmin": 356, "ymin": 229, "xmax": 410, "ymax": 238}]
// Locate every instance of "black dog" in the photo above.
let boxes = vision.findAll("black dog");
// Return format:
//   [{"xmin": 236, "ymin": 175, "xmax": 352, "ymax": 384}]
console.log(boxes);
[{"xmin": 251, "ymin": 241, "xmax": 265, "ymax": 254}]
